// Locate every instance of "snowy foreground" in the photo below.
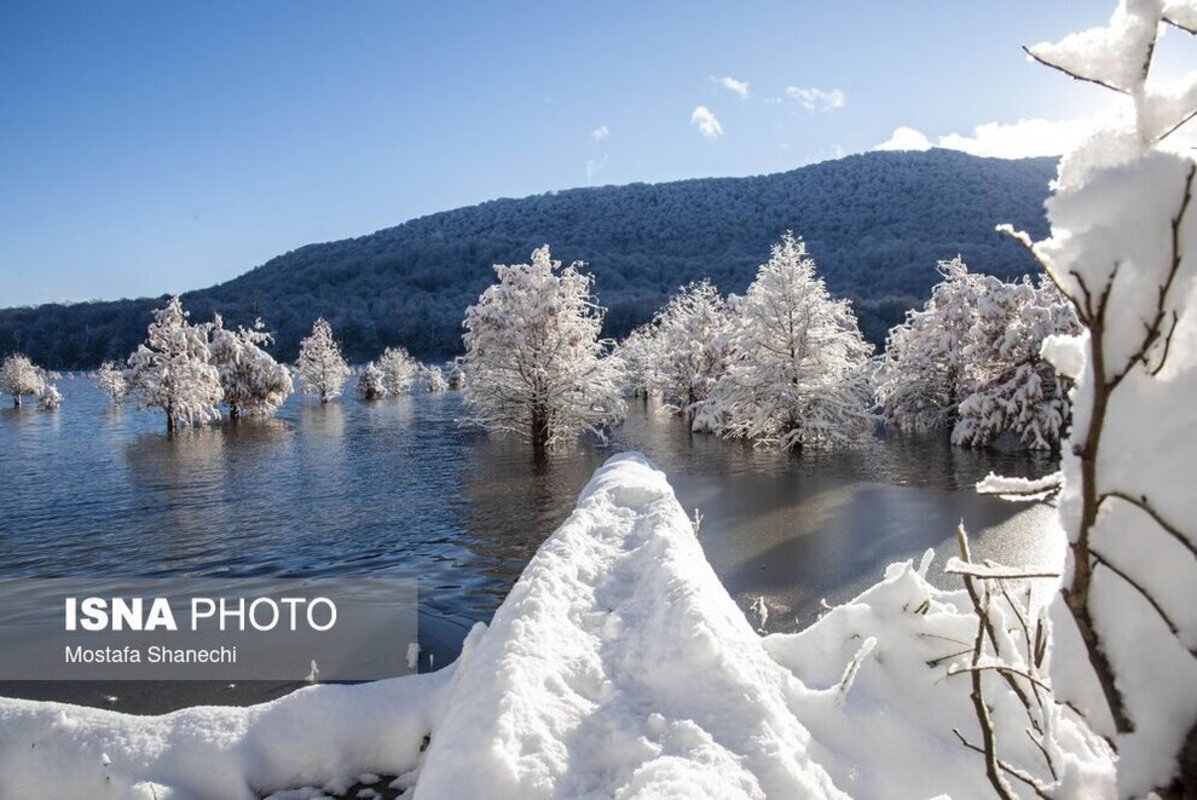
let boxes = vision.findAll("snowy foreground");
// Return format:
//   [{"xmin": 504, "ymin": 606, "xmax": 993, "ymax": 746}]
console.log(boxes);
[{"xmin": 0, "ymin": 454, "xmax": 1111, "ymax": 798}]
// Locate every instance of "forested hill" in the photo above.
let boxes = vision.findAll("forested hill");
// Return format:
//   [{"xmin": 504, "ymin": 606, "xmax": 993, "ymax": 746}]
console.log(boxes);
[{"xmin": 0, "ymin": 149, "xmax": 1055, "ymax": 368}]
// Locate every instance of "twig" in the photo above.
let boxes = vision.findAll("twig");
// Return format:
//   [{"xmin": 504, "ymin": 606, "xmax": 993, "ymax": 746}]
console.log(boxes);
[
  {"xmin": 1097, "ymin": 491, "xmax": 1197, "ymax": 560},
  {"xmin": 953, "ymin": 729, "xmax": 1054, "ymax": 800}
]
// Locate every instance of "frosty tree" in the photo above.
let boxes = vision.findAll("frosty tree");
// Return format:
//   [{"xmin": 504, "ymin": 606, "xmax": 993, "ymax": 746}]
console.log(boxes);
[
  {"xmin": 876, "ymin": 257, "xmax": 982, "ymax": 434},
  {"xmin": 424, "ymin": 365, "xmax": 448, "ymax": 392},
  {"xmin": 0, "ymin": 353, "xmax": 47, "ymax": 408},
  {"xmin": 93, "ymin": 361, "xmax": 128, "ymax": 405},
  {"xmin": 463, "ymin": 245, "xmax": 625, "ymax": 450},
  {"xmin": 614, "ymin": 323, "xmax": 660, "ymax": 399},
  {"xmin": 208, "ymin": 315, "xmax": 294, "ymax": 419},
  {"xmin": 357, "ymin": 361, "xmax": 387, "ymax": 400},
  {"xmin": 126, "ymin": 296, "xmax": 223, "ymax": 432},
  {"xmin": 296, "ymin": 318, "xmax": 351, "ymax": 404},
  {"xmin": 647, "ymin": 280, "xmax": 735, "ymax": 429},
  {"xmin": 377, "ymin": 346, "xmax": 419, "ymax": 394},
  {"xmin": 37, "ymin": 384, "xmax": 61, "ymax": 410},
  {"xmin": 999, "ymin": 2, "xmax": 1197, "ymax": 793},
  {"xmin": 706, "ymin": 232, "xmax": 875, "ymax": 449},
  {"xmin": 952, "ymin": 275, "xmax": 1080, "ymax": 450}
]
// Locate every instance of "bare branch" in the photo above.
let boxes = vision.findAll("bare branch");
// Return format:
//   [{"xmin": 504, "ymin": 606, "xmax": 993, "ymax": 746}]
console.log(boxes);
[
  {"xmin": 1091, "ymin": 548, "xmax": 1196, "ymax": 658},
  {"xmin": 1021, "ymin": 45, "xmax": 1128, "ymax": 94},
  {"xmin": 1097, "ymin": 491, "xmax": 1197, "ymax": 559}
]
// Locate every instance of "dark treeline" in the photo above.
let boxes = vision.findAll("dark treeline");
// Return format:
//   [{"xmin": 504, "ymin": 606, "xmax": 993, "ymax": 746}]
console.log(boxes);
[{"xmin": 0, "ymin": 149, "xmax": 1054, "ymax": 368}]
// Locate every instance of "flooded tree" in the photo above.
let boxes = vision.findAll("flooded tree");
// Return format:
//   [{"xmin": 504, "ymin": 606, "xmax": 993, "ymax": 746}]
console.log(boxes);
[
  {"xmin": 126, "ymin": 296, "xmax": 223, "ymax": 432},
  {"xmin": 296, "ymin": 318, "xmax": 351, "ymax": 404},
  {"xmin": 463, "ymin": 245, "xmax": 624, "ymax": 451},
  {"xmin": 706, "ymin": 232, "xmax": 875, "ymax": 450},
  {"xmin": 208, "ymin": 315, "xmax": 294, "ymax": 419},
  {"xmin": 0, "ymin": 353, "xmax": 47, "ymax": 408}
]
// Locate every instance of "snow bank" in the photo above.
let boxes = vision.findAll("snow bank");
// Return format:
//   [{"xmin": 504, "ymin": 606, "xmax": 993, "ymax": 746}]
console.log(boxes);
[
  {"xmin": 0, "ymin": 671, "xmax": 449, "ymax": 798},
  {"xmin": 765, "ymin": 557, "xmax": 1113, "ymax": 799}
]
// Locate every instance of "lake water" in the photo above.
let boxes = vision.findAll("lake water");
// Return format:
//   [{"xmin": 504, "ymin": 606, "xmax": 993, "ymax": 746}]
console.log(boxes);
[{"xmin": 0, "ymin": 377, "xmax": 1062, "ymax": 712}]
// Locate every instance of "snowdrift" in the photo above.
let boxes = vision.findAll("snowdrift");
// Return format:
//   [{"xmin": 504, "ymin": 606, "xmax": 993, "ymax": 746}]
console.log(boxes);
[{"xmin": 0, "ymin": 453, "xmax": 1112, "ymax": 798}]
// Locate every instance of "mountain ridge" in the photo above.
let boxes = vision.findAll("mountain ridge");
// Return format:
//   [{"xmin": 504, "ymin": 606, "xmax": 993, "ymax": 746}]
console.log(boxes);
[{"xmin": 0, "ymin": 148, "xmax": 1057, "ymax": 368}]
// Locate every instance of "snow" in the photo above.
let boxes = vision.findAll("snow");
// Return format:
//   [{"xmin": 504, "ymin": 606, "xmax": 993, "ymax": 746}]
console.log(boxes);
[
  {"xmin": 975, "ymin": 471, "xmax": 1064, "ymax": 501},
  {"xmin": 0, "ymin": 671, "xmax": 450, "ymax": 798},
  {"xmin": 414, "ymin": 453, "xmax": 844, "ymax": 798}
]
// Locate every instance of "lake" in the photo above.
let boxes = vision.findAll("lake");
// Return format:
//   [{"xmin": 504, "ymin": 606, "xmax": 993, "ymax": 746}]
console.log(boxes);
[{"xmin": 0, "ymin": 376, "xmax": 1062, "ymax": 712}]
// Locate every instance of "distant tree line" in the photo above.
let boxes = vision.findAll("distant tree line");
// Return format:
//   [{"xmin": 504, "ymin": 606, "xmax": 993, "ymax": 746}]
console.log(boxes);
[{"xmin": 0, "ymin": 150, "xmax": 1054, "ymax": 369}]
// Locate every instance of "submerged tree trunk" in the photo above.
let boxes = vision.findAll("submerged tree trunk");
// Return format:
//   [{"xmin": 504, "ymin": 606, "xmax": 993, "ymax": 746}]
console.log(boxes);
[
  {"xmin": 12, "ymin": 394, "xmax": 20, "ymax": 408},
  {"xmin": 531, "ymin": 402, "xmax": 549, "ymax": 453}
]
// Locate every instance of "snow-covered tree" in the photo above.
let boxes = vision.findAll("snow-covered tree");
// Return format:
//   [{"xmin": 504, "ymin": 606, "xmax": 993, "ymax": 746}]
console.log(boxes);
[
  {"xmin": 448, "ymin": 362, "xmax": 466, "ymax": 390},
  {"xmin": 37, "ymin": 384, "xmax": 61, "ymax": 410},
  {"xmin": 208, "ymin": 315, "xmax": 294, "ymax": 419},
  {"xmin": 0, "ymin": 353, "xmax": 47, "ymax": 407},
  {"xmin": 378, "ymin": 346, "xmax": 419, "ymax": 394},
  {"xmin": 647, "ymin": 280, "xmax": 735, "ymax": 428},
  {"xmin": 876, "ymin": 257, "xmax": 983, "ymax": 434},
  {"xmin": 424, "ymin": 365, "xmax": 449, "ymax": 392},
  {"xmin": 93, "ymin": 361, "xmax": 128, "ymax": 405},
  {"xmin": 126, "ymin": 296, "xmax": 223, "ymax": 432},
  {"xmin": 951, "ymin": 275, "xmax": 1080, "ymax": 449},
  {"xmin": 463, "ymin": 244, "xmax": 625, "ymax": 450},
  {"xmin": 357, "ymin": 361, "xmax": 387, "ymax": 400},
  {"xmin": 1002, "ymin": 4, "xmax": 1197, "ymax": 793},
  {"xmin": 296, "ymin": 318, "xmax": 351, "ymax": 404},
  {"xmin": 614, "ymin": 323, "xmax": 661, "ymax": 399},
  {"xmin": 706, "ymin": 232, "xmax": 875, "ymax": 449}
]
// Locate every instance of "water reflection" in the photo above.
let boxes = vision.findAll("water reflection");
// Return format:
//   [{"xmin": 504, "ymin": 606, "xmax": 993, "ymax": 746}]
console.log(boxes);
[{"xmin": 0, "ymin": 380, "xmax": 1062, "ymax": 700}]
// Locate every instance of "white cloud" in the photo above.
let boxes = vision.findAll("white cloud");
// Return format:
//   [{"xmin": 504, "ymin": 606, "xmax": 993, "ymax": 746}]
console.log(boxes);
[
  {"xmin": 713, "ymin": 75, "xmax": 750, "ymax": 99},
  {"xmin": 873, "ymin": 117, "xmax": 1099, "ymax": 158},
  {"xmin": 785, "ymin": 86, "xmax": 845, "ymax": 111},
  {"xmin": 591, "ymin": 125, "xmax": 610, "ymax": 141},
  {"xmin": 874, "ymin": 126, "xmax": 933, "ymax": 151},
  {"xmin": 691, "ymin": 105, "xmax": 724, "ymax": 139}
]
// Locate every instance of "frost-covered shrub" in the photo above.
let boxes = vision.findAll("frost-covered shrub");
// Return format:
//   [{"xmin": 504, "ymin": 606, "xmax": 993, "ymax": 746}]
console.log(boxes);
[
  {"xmin": 93, "ymin": 361, "xmax": 127, "ymax": 405},
  {"xmin": 296, "ymin": 318, "xmax": 351, "ymax": 404},
  {"xmin": 706, "ymin": 232, "xmax": 875, "ymax": 450},
  {"xmin": 378, "ymin": 346, "xmax": 419, "ymax": 394},
  {"xmin": 357, "ymin": 361, "xmax": 387, "ymax": 400},
  {"xmin": 208, "ymin": 315, "xmax": 293, "ymax": 419},
  {"xmin": 463, "ymin": 245, "xmax": 625, "ymax": 450},
  {"xmin": 126, "ymin": 296, "xmax": 223, "ymax": 432},
  {"xmin": 0, "ymin": 353, "xmax": 47, "ymax": 408}
]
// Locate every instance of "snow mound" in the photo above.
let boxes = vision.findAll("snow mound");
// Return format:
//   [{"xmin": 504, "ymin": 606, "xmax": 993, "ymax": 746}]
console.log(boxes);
[{"xmin": 414, "ymin": 452, "xmax": 844, "ymax": 799}]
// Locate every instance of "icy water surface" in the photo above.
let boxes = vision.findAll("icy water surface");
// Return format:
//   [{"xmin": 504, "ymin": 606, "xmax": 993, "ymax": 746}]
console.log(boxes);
[{"xmin": 0, "ymin": 377, "xmax": 1061, "ymax": 711}]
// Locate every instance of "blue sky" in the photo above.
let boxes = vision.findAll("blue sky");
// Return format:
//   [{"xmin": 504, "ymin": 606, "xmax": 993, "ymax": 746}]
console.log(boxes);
[{"xmin": 0, "ymin": 1, "xmax": 1181, "ymax": 306}]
